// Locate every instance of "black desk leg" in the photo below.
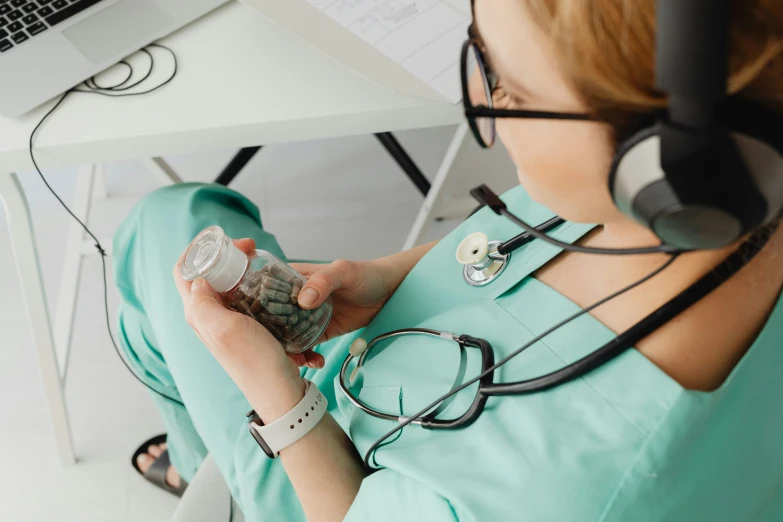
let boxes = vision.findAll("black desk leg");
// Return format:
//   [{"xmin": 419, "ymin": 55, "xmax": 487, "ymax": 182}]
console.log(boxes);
[
  {"xmin": 214, "ymin": 146, "xmax": 263, "ymax": 186},
  {"xmin": 216, "ymin": 135, "xmax": 429, "ymax": 197},
  {"xmin": 374, "ymin": 132, "xmax": 430, "ymax": 196}
]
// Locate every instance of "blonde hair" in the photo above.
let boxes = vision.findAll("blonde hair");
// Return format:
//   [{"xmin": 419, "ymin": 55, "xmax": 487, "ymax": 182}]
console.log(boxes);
[{"xmin": 522, "ymin": 0, "xmax": 783, "ymax": 140}]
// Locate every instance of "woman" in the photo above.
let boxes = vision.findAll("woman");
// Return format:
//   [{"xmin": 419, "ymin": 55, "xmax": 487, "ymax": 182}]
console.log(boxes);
[{"xmin": 116, "ymin": 0, "xmax": 783, "ymax": 520}]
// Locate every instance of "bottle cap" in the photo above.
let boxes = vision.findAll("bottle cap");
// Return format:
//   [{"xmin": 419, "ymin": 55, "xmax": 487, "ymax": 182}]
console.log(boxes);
[{"xmin": 180, "ymin": 226, "xmax": 248, "ymax": 293}]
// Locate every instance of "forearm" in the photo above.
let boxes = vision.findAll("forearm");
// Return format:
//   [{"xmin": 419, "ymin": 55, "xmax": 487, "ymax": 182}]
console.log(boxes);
[
  {"xmin": 248, "ymin": 380, "xmax": 367, "ymax": 522},
  {"xmin": 235, "ymin": 244, "xmax": 437, "ymax": 519},
  {"xmin": 373, "ymin": 241, "xmax": 437, "ymax": 291},
  {"xmin": 282, "ymin": 414, "xmax": 367, "ymax": 522},
  {"xmin": 275, "ymin": 245, "xmax": 437, "ymax": 519}
]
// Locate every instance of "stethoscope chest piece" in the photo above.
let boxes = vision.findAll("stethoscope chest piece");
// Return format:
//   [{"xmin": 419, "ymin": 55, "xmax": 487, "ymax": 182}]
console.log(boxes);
[{"xmin": 456, "ymin": 232, "xmax": 510, "ymax": 287}]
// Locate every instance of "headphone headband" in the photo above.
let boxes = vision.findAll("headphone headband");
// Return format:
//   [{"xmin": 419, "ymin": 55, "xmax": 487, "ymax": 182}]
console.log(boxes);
[
  {"xmin": 657, "ymin": 0, "xmax": 730, "ymax": 128},
  {"xmin": 610, "ymin": 0, "xmax": 783, "ymax": 250}
]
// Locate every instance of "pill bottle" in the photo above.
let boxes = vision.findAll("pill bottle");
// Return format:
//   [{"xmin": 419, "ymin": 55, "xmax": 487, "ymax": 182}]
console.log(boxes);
[{"xmin": 180, "ymin": 226, "xmax": 332, "ymax": 354}]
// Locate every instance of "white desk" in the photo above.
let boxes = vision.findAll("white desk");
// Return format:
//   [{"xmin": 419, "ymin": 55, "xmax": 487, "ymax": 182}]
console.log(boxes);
[{"xmin": 0, "ymin": 1, "xmax": 466, "ymax": 466}]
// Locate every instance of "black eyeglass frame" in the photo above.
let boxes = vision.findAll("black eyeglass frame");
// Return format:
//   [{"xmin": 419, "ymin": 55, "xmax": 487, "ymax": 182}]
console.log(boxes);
[{"xmin": 460, "ymin": 39, "xmax": 596, "ymax": 148}]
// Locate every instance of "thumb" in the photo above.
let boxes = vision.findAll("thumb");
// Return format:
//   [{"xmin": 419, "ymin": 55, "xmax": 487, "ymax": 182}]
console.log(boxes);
[
  {"xmin": 288, "ymin": 263, "xmax": 321, "ymax": 278},
  {"xmin": 298, "ymin": 260, "xmax": 357, "ymax": 309}
]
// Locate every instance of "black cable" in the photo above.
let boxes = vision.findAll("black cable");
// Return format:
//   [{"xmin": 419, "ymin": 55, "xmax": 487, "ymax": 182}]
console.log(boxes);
[
  {"xmin": 487, "ymin": 228, "xmax": 773, "ymax": 396},
  {"xmin": 363, "ymin": 253, "xmax": 679, "ymax": 469},
  {"xmin": 35, "ymin": 44, "xmax": 240, "ymax": 518},
  {"xmin": 496, "ymin": 216, "xmax": 565, "ymax": 255},
  {"xmin": 86, "ymin": 48, "xmax": 154, "ymax": 92},
  {"xmin": 72, "ymin": 44, "xmax": 178, "ymax": 97},
  {"xmin": 88, "ymin": 60, "xmax": 133, "ymax": 90},
  {"xmin": 500, "ymin": 208, "xmax": 683, "ymax": 255},
  {"xmin": 467, "ymin": 203, "xmax": 484, "ymax": 218},
  {"xmin": 29, "ymin": 44, "xmax": 185, "ymax": 408},
  {"xmin": 470, "ymin": 184, "xmax": 684, "ymax": 255},
  {"xmin": 364, "ymin": 219, "xmax": 775, "ymax": 468},
  {"xmin": 106, "ymin": 50, "xmax": 154, "ymax": 92}
]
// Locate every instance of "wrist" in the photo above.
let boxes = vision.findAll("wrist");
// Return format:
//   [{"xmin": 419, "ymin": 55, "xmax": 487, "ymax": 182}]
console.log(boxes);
[
  {"xmin": 248, "ymin": 379, "xmax": 329, "ymax": 459},
  {"xmin": 245, "ymin": 375, "xmax": 306, "ymax": 425}
]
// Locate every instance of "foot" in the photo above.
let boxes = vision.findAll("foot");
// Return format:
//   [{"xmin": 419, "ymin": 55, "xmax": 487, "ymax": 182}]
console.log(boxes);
[{"xmin": 135, "ymin": 442, "xmax": 182, "ymax": 489}]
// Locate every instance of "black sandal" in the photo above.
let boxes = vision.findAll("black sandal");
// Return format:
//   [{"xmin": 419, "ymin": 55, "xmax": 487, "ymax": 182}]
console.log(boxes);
[{"xmin": 131, "ymin": 434, "xmax": 189, "ymax": 497}]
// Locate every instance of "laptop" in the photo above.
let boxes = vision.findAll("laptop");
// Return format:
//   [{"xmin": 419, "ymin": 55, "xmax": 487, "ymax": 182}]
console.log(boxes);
[{"xmin": 0, "ymin": 0, "xmax": 229, "ymax": 118}]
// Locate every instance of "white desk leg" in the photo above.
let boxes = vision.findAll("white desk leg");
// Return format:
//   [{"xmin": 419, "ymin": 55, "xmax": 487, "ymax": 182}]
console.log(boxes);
[
  {"xmin": 403, "ymin": 124, "xmax": 519, "ymax": 250},
  {"xmin": 403, "ymin": 124, "xmax": 471, "ymax": 250},
  {"xmin": 0, "ymin": 172, "xmax": 75, "ymax": 466},
  {"xmin": 91, "ymin": 163, "xmax": 108, "ymax": 199},
  {"xmin": 142, "ymin": 157, "xmax": 183, "ymax": 185},
  {"xmin": 54, "ymin": 165, "xmax": 95, "ymax": 385}
]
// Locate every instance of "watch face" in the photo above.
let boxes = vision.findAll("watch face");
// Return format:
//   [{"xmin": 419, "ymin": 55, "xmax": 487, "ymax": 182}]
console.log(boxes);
[{"xmin": 249, "ymin": 423, "xmax": 277, "ymax": 459}]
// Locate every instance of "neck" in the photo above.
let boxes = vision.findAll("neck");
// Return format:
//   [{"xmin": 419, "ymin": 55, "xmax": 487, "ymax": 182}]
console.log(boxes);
[
  {"xmin": 537, "ymin": 215, "xmax": 783, "ymax": 390},
  {"xmin": 597, "ymin": 217, "xmax": 738, "ymax": 269}
]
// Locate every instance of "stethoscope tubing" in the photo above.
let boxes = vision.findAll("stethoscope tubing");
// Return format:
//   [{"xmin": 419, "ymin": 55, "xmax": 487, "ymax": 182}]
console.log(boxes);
[
  {"xmin": 339, "ymin": 329, "xmax": 460, "ymax": 424},
  {"xmin": 346, "ymin": 186, "xmax": 774, "ymax": 469}
]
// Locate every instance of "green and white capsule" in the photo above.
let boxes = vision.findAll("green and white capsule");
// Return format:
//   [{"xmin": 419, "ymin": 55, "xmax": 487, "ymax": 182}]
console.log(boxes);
[
  {"xmin": 250, "ymin": 294, "xmax": 269, "ymax": 314},
  {"xmin": 262, "ymin": 288, "xmax": 290, "ymax": 304},
  {"xmin": 258, "ymin": 313, "xmax": 288, "ymax": 326},
  {"xmin": 265, "ymin": 302, "xmax": 294, "ymax": 315},
  {"xmin": 261, "ymin": 275, "xmax": 292, "ymax": 293}
]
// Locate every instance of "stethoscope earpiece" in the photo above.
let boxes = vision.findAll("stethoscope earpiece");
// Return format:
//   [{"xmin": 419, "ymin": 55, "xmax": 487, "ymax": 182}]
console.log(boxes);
[
  {"xmin": 349, "ymin": 337, "xmax": 368, "ymax": 357},
  {"xmin": 348, "ymin": 338, "xmax": 369, "ymax": 384}
]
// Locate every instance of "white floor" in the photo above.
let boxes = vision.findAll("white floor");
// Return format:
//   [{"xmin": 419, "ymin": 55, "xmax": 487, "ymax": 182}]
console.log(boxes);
[{"xmin": 0, "ymin": 125, "xmax": 515, "ymax": 521}]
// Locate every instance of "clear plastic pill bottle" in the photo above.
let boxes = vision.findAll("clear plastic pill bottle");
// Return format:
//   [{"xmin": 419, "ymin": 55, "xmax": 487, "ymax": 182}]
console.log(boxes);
[{"xmin": 180, "ymin": 225, "xmax": 332, "ymax": 354}]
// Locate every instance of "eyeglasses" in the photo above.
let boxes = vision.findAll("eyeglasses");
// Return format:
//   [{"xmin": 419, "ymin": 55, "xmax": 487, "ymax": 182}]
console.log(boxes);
[{"xmin": 460, "ymin": 39, "xmax": 595, "ymax": 148}]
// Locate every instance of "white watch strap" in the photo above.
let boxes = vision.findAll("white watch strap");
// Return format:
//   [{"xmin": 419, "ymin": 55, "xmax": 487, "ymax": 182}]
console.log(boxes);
[{"xmin": 250, "ymin": 380, "xmax": 327, "ymax": 457}]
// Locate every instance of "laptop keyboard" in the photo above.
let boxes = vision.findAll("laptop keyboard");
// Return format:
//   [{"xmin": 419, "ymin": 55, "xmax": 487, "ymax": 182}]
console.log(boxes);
[{"xmin": 0, "ymin": 0, "xmax": 105, "ymax": 53}]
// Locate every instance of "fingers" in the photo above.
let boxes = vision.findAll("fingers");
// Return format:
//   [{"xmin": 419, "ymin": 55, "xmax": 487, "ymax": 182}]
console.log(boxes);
[
  {"xmin": 233, "ymin": 238, "xmax": 256, "ymax": 256},
  {"xmin": 187, "ymin": 278, "xmax": 232, "ymax": 326},
  {"xmin": 288, "ymin": 263, "xmax": 320, "ymax": 277},
  {"xmin": 287, "ymin": 349, "xmax": 325, "ymax": 369},
  {"xmin": 289, "ymin": 352, "xmax": 307, "ymax": 367},
  {"xmin": 136, "ymin": 453, "xmax": 153, "ymax": 473},
  {"xmin": 173, "ymin": 253, "xmax": 192, "ymax": 300},
  {"xmin": 174, "ymin": 239, "xmax": 254, "ymax": 299},
  {"xmin": 297, "ymin": 260, "xmax": 358, "ymax": 309},
  {"xmin": 302, "ymin": 350, "xmax": 325, "ymax": 369},
  {"xmin": 174, "ymin": 238, "xmax": 256, "ymax": 322},
  {"xmin": 147, "ymin": 444, "xmax": 163, "ymax": 459},
  {"xmin": 182, "ymin": 279, "xmax": 238, "ymax": 348}
]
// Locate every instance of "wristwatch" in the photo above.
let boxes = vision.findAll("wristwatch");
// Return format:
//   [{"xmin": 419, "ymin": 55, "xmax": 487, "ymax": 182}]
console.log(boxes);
[{"xmin": 247, "ymin": 379, "xmax": 328, "ymax": 458}]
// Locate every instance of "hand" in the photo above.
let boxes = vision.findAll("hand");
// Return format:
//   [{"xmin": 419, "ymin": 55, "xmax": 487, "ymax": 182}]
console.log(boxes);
[
  {"xmin": 290, "ymin": 259, "xmax": 397, "ymax": 341},
  {"xmin": 174, "ymin": 239, "xmax": 320, "ymax": 421}
]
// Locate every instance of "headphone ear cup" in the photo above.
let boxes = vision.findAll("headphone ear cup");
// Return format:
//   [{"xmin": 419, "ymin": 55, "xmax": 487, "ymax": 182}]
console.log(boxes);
[
  {"xmin": 608, "ymin": 119, "xmax": 780, "ymax": 250},
  {"xmin": 608, "ymin": 124, "xmax": 660, "ymax": 227},
  {"xmin": 609, "ymin": 124, "xmax": 748, "ymax": 249}
]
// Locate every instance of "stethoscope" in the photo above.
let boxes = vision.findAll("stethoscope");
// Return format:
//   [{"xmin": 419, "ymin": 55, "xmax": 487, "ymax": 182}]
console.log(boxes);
[
  {"xmin": 337, "ymin": 212, "xmax": 568, "ymax": 427},
  {"xmin": 457, "ymin": 215, "xmax": 564, "ymax": 286},
  {"xmin": 341, "ymin": 185, "xmax": 771, "ymax": 469}
]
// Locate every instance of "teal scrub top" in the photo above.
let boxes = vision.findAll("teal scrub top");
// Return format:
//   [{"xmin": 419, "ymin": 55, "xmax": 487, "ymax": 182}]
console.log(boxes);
[
  {"xmin": 114, "ymin": 183, "xmax": 783, "ymax": 522},
  {"xmin": 318, "ymin": 185, "xmax": 783, "ymax": 522}
]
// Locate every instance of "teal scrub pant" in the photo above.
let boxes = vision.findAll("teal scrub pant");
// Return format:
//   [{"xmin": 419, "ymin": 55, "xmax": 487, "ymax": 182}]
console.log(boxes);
[{"xmin": 113, "ymin": 183, "xmax": 339, "ymax": 516}]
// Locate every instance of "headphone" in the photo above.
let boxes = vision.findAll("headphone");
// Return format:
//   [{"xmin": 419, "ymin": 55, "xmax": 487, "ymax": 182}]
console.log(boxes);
[{"xmin": 609, "ymin": 0, "xmax": 783, "ymax": 250}]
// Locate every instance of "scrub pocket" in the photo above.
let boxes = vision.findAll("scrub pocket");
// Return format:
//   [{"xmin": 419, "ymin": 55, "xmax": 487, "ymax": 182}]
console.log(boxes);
[{"xmin": 341, "ymin": 385, "xmax": 403, "ymax": 456}]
